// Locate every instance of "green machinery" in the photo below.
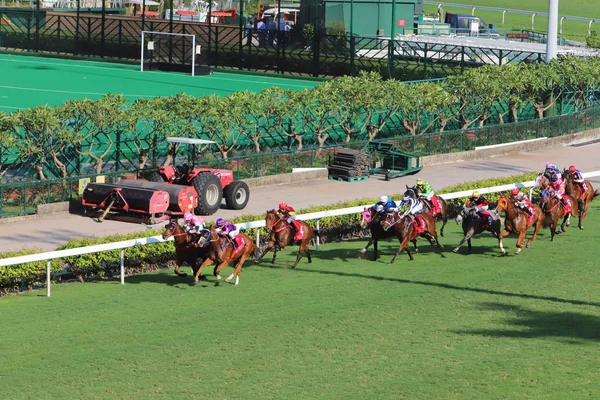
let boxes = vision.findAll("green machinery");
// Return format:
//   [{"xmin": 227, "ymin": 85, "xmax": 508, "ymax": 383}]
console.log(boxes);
[{"xmin": 367, "ymin": 140, "xmax": 422, "ymax": 181}]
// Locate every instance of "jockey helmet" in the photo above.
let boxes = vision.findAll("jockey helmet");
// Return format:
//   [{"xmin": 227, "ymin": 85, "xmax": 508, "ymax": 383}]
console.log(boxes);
[
  {"xmin": 191, "ymin": 216, "xmax": 204, "ymax": 225},
  {"xmin": 550, "ymin": 173, "xmax": 558, "ymax": 182},
  {"xmin": 511, "ymin": 188, "xmax": 520, "ymax": 196},
  {"xmin": 279, "ymin": 202, "xmax": 287, "ymax": 209},
  {"xmin": 216, "ymin": 218, "xmax": 225, "ymax": 226},
  {"xmin": 380, "ymin": 195, "xmax": 389, "ymax": 203},
  {"xmin": 569, "ymin": 165, "xmax": 577, "ymax": 173},
  {"xmin": 472, "ymin": 191, "xmax": 480, "ymax": 198},
  {"xmin": 416, "ymin": 178, "xmax": 424, "ymax": 186},
  {"xmin": 183, "ymin": 212, "xmax": 193, "ymax": 222},
  {"xmin": 546, "ymin": 162, "xmax": 554, "ymax": 169}
]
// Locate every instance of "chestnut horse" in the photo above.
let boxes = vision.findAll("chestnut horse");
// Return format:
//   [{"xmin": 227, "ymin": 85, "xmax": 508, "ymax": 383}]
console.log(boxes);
[
  {"xmin": 452, "ymin": 204, "xmax": 502, "ymax": 254},
  {"xmin": 193, "ymin": 225, "xmax": 256, "ymax": 285},
  {"xmin": 381, "ymin": 211, "xmax": 443, "ymax": 263},
  {"xmin": 256, "ymin": 210, "xmax": 315, "ymax": 269},
  {"xmin": 162, "ymin": 219, "xmax": 210, "ymax": 278},
  {"xmin": 562, "ymin": 170, "xmax": 598, "ymax": 230},
  {"xmin": 403, "ymin": 186, "xmax": 448, "ymax": 237},
  {"xmin": 359, "ymin": 207, "xmax": 417, "ymax": 260},
  {"xmin": 495, "ymin": 194, "xmax": 543, "ymax": 255},
  {"xmin": 540, "ymin": 190, "xmax": 580, "ymax": 241}
]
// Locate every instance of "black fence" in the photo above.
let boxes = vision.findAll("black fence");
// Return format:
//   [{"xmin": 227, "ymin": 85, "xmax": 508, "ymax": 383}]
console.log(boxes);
[{"xmin": 0, "ymin": 6, "xmax": 549, "ymax": 80}]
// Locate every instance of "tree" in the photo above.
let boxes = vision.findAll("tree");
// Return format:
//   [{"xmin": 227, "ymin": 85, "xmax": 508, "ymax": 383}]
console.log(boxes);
[
  {"xmin": 195, "ymin": 95, "xmax": 242, "ymax": 159},
  {"xmin": 280, "ymin": 89, "xmax": 313, "ymax": 150},
  {"xmin": 255, "ymin": 88, "xmax": 290, "ymax": 152},
  {"xmin": 9, "ymin": 106, "xmax": 70, "ymax": 180},
  {"xmin": 396, "ymin": 82, "xmax": 445, "ymax": 135},
  {"xmin": 128, "ymin": 97, "xmax": 173, "ymax": 169},
  {"xmin": 361, "ymin": 79, "xmax": 405, "ymax": 140},
  {"xmin": 299, "ymin": 82, "xmax": 342, "ymax": 148},
  {"xmin": 328, "ymin": 73, "xmax": 375, "ymax": 142},
  {"xmin": 223, "ymin": 91, "xmax": 265, "ymax": 153},
  {"xmin": 0, "ymin": 113, "xmax": 16, "ymax": 181},
  {"xmin": 518, "ymin": 63, "xmax": 563, "ymax": 119}
]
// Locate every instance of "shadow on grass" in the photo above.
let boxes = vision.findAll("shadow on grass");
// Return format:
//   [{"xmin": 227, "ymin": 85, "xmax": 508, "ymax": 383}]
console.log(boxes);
[{"xmin": 453, "ymin": 302, "xmax": 600, "ymax": 343}]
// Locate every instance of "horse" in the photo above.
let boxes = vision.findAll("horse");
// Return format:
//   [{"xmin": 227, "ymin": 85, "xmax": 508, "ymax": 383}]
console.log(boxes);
[
  {"xmin": 539, "ymin": 190, "xmax": 580, "ymax": 241},
  {"xmin": 256, "ymin": 210, "xmax": 315, "ymax": 269},
  {"xmin": 403, "ymin": 186, "xmax": 448, "ymax": 237},
  {"xmin": 495, "ymin": 194, "xmax": 544, "ymax": 255},
  {"xmin": 161, "ymin": 219, "xmax": 211, "ymax": 278},
  {"xmin": 562, "ymin": 170, "xmax": 599, "ymax": 230},
  {"xmin": 193, "ymin": 225, "xmax": 256, "ymax": 285},
  {"xmin": 381, "ymin": 211, "xmax": 443, "ymax": 263},
  {"xmin": 452, "ymin": 204, "xmax": 502, "ymax": 254},
  {"xmin": 359, "ymin": 207, "xmax": 417, "ymax": 260}
]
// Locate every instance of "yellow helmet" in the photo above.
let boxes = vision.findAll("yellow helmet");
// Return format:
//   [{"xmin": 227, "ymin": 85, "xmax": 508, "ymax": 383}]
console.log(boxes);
[
  {"xmin": 472, "ymin": 191, "xmax": 480, "ymax": 198},
  {"xmin": 416, "ymin": 178, "xmax": 424, "ymax": 185}
]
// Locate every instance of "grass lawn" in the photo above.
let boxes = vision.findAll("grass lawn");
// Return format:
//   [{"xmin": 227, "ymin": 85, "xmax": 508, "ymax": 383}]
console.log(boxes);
[
  {"xmin": 1, "ymin": 203, "xmax": 599, "ymax": 399},
  {"xmin": 424, "ymin": 0, "xmax": 600, "ymax": 42}
]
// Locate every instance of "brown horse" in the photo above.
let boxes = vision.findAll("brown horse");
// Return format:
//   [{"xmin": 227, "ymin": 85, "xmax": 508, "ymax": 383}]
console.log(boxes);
[
  {"xmin": 256, "ymin": 210, "xmax": 315, "ymax": 269},
  {"xmin": 381, "ymin": 211, "xmax": 443, "ymax": 263},
  {"xmin": 359, "ymin": 207, "xmax": 418, "ymax": 260},
  {"xmin": 452, "ymin": 204, "xmax": 502, "ymax": 254},
  {"xmin": 540, "ymin": 190, "xmax": 580, "ymax": 241},
  {"xmin": 162, "ymin": 219, "xmax": 211, "ymax": 278},
  {"xmin": 562, "ymin": 171, "xmax": 598, "ymax": 230},
  {"xmin": 495, "ymin": 194, "xmax": 544, "ymax": 255},
  {"xmin": 404, "ymin": 186, "xmax": 449, "ymax": 237},
  {"xmin": 193, "ymin": 225, "xmax": 256, "ymax": 285}
]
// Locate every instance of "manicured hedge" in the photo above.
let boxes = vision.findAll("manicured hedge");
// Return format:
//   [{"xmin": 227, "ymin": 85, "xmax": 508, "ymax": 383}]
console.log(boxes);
[{"xmin": 0, "ymin": 172, "xmax": 541, "ymax": 293}]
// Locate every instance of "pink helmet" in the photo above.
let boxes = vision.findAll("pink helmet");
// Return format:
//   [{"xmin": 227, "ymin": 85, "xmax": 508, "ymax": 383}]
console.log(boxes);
[
  {"xmin": 183, "ymin": 212, "xmax": 193, "ymax": 222},
  {"xmin": 511, "ymin": 188, "xmax": 519, "ymax": 196},
  {"xmin": 191, "ymin": 216, "xmax": 204, "ymax": 225},
  {"xmin": 569, "ymin": 165, "xmax": 577, "ymax": 172}
]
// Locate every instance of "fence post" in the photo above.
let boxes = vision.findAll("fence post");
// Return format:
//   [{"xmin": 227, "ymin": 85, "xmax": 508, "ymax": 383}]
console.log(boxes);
[
  {"xmin": 316, "ymin": 219, "xmax": 320, "ymax": 251},
  {"xmin": 255, "ymin": 229, "xmax": 260, "ymax": 250},
  {"xmin": 120, "ymin": 249, "xmax": 125, "ymax": 285},
  {"xmin": 47, "ymin": 260, "xmax": 51, "ymax": 297}
]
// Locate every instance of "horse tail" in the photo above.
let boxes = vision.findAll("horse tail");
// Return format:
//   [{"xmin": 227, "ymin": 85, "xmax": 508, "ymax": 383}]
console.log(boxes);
[{"xmin": 594, "ymin": 189, "xmax": 600, "ymax": 200}]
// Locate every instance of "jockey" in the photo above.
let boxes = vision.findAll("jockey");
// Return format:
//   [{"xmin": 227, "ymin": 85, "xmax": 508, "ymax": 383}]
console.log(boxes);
[
  {"xmin": 548, "ymin": 173, "xmax": 568, "ymax": 206},
  {"xmin": 544, "ymin": 162, "xmax": 560, "ymax": 180},
  {"xmin": 568, "ymin": 165, "xmax": 587, "ymax": 193},
  {"xmin": 373, "ymin": 195, "xmax": 397, "ymax": 213},
  {"xmin": 214, "ymin": 217, "xmax": 241, "ymax": 247},
  {"xmin": 278, "ymin": 201, "xmax": 302, "ymax": 235},
  {"xmin": 465, "ymin": 191, "xmax": 490, "ymax": 222},
  {"xmin": 510, "ymin": 188, "xmax": 533, "ymax": 216},
  {"xmin": 399, "ymin": 195, "xmax": 424, "ymax": 226},
  {"xmin": 415, "ymin": 178, "xmax": 440, "ymax": 213}
]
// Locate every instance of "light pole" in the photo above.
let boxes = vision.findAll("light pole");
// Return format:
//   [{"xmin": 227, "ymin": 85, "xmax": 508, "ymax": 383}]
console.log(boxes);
[{"xmin": 546, "ymin": 0, "xmax": 558, "ymax": 62}]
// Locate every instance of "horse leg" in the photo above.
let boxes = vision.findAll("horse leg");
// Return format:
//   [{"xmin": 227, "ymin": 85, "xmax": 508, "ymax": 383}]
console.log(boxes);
[
  {"xmin": 515, "ymin": 230, "xmax": 526, "ymax": 255},
  {"xmin": 215, "ymin": 259, "xmax": 230, "ymax": 281},
  {"xmin": 389, "ymin": 237, "xmax": 410, "ymax": 264},
  {"xmin": 526, "ymin": 220, "xmax": 542, "ymax": 248},
  {"xmin": 453, "ymin": 228, "xmax": 474, "ymax": 253},
  {"xmin": 305, "ymin": 244, "xmax": 312, "ymax": 264},
  {"xmin": 412, "ymin": 239, "xmax": 419, "ymax": 253},
  {"xmin": 467, "ymin": 238, "xmax": 472, "ymax": 253},
  {"xmin": 359, "ymin": 238, "xmax": 374, "ymax": 258},
  {"xmin": 439, "ymin": 218, "xmax": 447, "ymax": 238},
  {"xmin": 577, "ymin": 201, "xmax": 587, "ymax": 230},
  {"xmin": 550, "ymin": 220, "xmax": 557, "ymax": 241},
  {"xmin": 194, "ymin": 257, "xmax": 214, "ymax": 283},
  {"xmin": 272, "ymin": 245, "xmax": 279, "ymax": 264},
  {"xmin": 256, "ymin": 243, "xmax": 274, "ymax": 263},
  {"xmin": 174, "ymin": 255, "xmax": 187, "ymax": 277},
  {"xmin": 227, "ymin": 257, "xmax": 245, "ymax": 286},
  {"xmin": 373, "ymin": 240, "xmax": 379, "ymax": 261},
  {"xmin": 498, "ymin": 229, "xmax": 511, "ymax": 255},
  {"xmin": 560, "ymin": 214, "xmax": 569, "ymax": 233},
  {"xmin": 291, "ymin": 244, "xmax": 306, "ymax": 269}
]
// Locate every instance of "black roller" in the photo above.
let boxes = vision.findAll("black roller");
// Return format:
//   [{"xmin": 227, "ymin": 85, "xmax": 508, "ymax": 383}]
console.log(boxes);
[
  {"xmin": 82, "ymin": 183, "xmax": 169, "ymax": 214},
  {"xmin": 117, "ymin": 179, "xmax": 197, "ymax": 213}
]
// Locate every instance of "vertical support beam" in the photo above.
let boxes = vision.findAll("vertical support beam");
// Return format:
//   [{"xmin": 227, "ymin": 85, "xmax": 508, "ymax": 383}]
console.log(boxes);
[
  {"xmin": 46, "ymin": 260, "xmax": 51, "ymax": 297},
  {"xmin": 531, "ymin": 13, "xmax": 536, "ymax": 31},
  {"xmin": 316, "ymin": 220, "xmax": 320, "ymax": 251},
  {"xmin": 559, "ymin": 16, "xmax": 565, "ymax": 34},
  {"xmin": 255, "ymin": 229, "xmax": 260, "ymax": 250},
  {"xmin": 546, "ymin": 0, "xmax": 558, "ymax": 62},
  {"xmin": 502, "ymin": 10, "xmax": 506, "ymax": 26},
  {"xmin": 471, "ymin": 7, "xmax": 476, "ymax": 16},
  {"xmin": 120, "ymin": 249, "xmax": 125, "ymax": 285}
]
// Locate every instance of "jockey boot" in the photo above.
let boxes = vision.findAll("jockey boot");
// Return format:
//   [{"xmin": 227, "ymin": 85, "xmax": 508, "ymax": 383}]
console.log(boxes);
[
  {"xmin": 560, "ymin": 197, "xmax": 568, "ymax": 207},
  {"xmin": 523, "ymin": 207, "xmax": 533, "ymax": 216}
]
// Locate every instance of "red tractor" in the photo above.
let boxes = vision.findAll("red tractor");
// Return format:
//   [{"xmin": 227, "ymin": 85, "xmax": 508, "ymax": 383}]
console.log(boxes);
[{"xmin": 142, "ymin": 137, "xmax": 250, "ymax": 215}]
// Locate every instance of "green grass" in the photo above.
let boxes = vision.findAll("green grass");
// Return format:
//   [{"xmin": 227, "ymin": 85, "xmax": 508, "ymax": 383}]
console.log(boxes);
[
  {"xmin": 2, "ymin": 203, "xmax": 600, "ymax": 399},
  {"xmin": 424, "ymin": 0, "xmax": 600, "ymax": 42}
]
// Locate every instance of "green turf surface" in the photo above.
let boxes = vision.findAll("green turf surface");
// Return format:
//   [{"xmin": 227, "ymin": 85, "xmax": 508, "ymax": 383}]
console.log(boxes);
[
  {"xmin": 0, "ymin": 53, "xmax": 318, "ymax": 111},
  {"xmin": 425, "ymin": 0, "xmax": 600, "ymax": 41},
  {"xmin": 2, "ymin": 203, "xmax": 599, "ymax": 399}
]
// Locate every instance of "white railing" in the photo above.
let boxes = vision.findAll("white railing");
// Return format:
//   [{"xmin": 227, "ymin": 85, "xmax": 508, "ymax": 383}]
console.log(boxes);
[{"xmin": 2, "ymin": 170, "xmax": 599, "ymax": 296}]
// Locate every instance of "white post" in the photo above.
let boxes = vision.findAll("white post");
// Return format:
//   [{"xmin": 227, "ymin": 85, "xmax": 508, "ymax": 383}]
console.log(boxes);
[
  {"xmin": 46, "ymin": 260, "xmax": 51, "ymax": 297},
  {"xmin": 471, "ymin": 7, "xmax": 476, "ymax": 16},
  {"xmin": 589, "ymin": 20, "xmax": 594, "ymax": 37},
  {"xmin": 120, "ymin": 249, "xmax": 125, "ymax": 285},
  {"xmin": 546, "ymin": 0, "xmax": 558, "ymax": 62},
  {"xmin": 255, "ymin": 229, "xmax": 260, "ymax": 250},
  {"xmin": 559, "ymin": 16, "xmax": 565, "ymax": 34},
  {"xmin": 531, "ymin": 13, "xmax": 536, "ymax": 31},
  {"xmin": 192, "ymin": 35, "xmax": 196, "ymax": 77},
  {"xmin": 502, "ymin": 10, "xmax": 506, "ymax": 26},
  {"xmin": 316, "ymin": 220, "xmax": 320, "ymax": 251},
  {"xmin": 140, "ymin": 32, "xmax": 145, "ymax": 72}
]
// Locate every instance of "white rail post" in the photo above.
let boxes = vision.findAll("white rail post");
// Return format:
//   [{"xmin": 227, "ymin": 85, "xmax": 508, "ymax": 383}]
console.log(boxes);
[
  {"xmin": 502, "ymin": 10, "xmax": 507, "ymax": 26},
  {"xmin": 316, "ymin": 220, "xmax": 320, "ymax": 251},
  {"xmin": 255, "ymin": 229, "xmax": 260, "ymax": 250},
  {"xmin": 471, "ymin": 7, "xmax": 476, "ymax": 16},
  {"xmin": 559, "ymin": 16, "xmax": 565, "ymax": 34},
  {"xmin": 120, "ymin": 249, "xmax": 125, "ymax": 285},
  {"xmin": 589, "ymin": 20, "xmax": 594, "ymax": 37},
  {"xmin": 532, "ymin": 13, "xmax": 536, "ymax": 31},
  {"xmin": 46, "ymin": 260, "xmax": 51, "ymax": 297}
]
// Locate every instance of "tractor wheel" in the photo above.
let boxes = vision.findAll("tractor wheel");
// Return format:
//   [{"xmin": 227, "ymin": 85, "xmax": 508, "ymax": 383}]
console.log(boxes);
[
  {"xmin": 224, "ymin": 181, "xmax": 250, "ymax": 210},
  {"xmin": 192, "ymin": 172, "xmax": 223, "ymax": 215}
]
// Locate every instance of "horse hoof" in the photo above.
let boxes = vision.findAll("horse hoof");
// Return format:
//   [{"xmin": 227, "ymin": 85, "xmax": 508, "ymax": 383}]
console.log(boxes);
[
  {"xmin": 193, "ymin": 278, "xmax": 199, "ymax": 284},
  {"xmin": 452, "ymin": 248, "xmax": 459, "ymax": 253},
  {"xmin": 501, "ymin": 251, "xmax": 507, "ymax": 256},
  {"xmin": 579, "ymin": 226, "xmax": 584, "ymax": 230},
  {"xmin": 440, "ymin": 232, "xmax": 445, "ymax": 238},
  {"xmin": 515, "ymin": 249, "xmax": 522, "ymax": 255},
  {"xmin": 526, "ymin": 243, "xmax": 531, "ymax": 249},
  {"xmin": 216, "ymin": 275, "xmax": 222, "ymax": 280}
]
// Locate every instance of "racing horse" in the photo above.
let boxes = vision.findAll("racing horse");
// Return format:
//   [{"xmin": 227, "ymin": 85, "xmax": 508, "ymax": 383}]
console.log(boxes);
[
  {"xmin": 495, "ymin": 194, "xmax": 544, "ymax": 255},
  {"xmin": 359, "ymin": 207, "xmax": 417, "ymax": 260},
  {"xmin": 452, "ymin": 204, "xmax": 502, "ymax": 254},
  {"xmin": 193, "ymin": 225, "xmax": 256, "ymax": 285},
  {"xmin": 381, "ymin": 211, "xmax": 443, "ymax": 263},
  {"xmin": 162, "ymin": 218, "xmax": 211, "ymax": 279},
  {"xmin": 562, "ymin": 169, "xmax": 599, "ymax": 230},
  {"xmin": 256, "ymin": 210, "xmax": 315, "ymax": 269},
  {"xmin": 539, "ymin": 190, "xmax": 580, "ymax": 241},
  {"xmin": 403, "ymin": 186, "xmax": 448, "ymax": 237}
]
